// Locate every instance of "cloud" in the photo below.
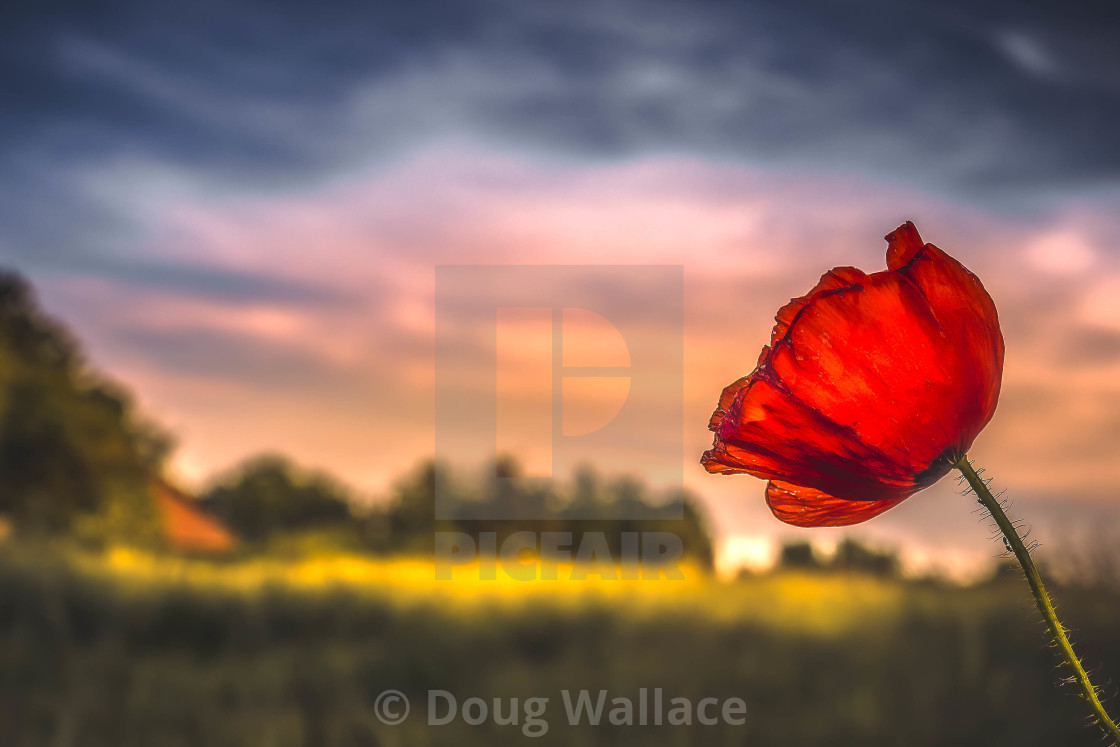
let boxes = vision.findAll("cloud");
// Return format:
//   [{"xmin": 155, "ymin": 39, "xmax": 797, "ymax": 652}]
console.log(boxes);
[
  {"xmin": 15, "ymin": 147, "xmax": 1118, "ymax": 515},
  {"xmin": 3, "ymin": 0, "xmax": 1120, "ymax": 238},
  {"xmin": 4, "ymin": 0, "xmax": 1120, "ymax": 553},
  {"xmin": 1059, "ymin": 327, "xmax": 1120, "ymax": 367},
  {"xmin": 112, "ymin": 324, "xmax": 361, "ymax": 388},
  {"xmin": 995, "ymin": 30, "xmax": 1063, "ymax": 79}
]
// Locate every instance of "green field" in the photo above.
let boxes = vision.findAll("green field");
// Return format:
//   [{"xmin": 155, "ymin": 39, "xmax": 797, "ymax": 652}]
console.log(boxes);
[{"xmin": 1, "ymin": 542, "xmax": 1118, "ymax": 747}]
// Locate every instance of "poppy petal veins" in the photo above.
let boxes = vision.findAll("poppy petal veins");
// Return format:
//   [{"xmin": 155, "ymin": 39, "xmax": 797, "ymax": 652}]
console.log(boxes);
[
  {"xmin": 765, "ymin": 481, "xmax": 903, "ymax": 528},
  {"xmin": 702, "ymin": 222, "xmax": 1004, "ymax": 527}
]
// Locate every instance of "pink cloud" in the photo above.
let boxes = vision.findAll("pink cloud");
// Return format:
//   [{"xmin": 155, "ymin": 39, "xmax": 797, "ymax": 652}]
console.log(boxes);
[{"xmin": 30, "ymin": 147, "xmax": 1120, "ymax": 559}]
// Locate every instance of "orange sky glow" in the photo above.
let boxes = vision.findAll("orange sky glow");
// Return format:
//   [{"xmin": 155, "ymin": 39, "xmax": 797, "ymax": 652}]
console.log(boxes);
[{"xmin": 27, "ymin": 147, "xmax": 1120, "ymax": 577}]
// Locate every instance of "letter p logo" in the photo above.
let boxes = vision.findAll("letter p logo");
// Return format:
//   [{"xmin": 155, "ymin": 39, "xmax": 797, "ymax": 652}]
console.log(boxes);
[{"xmin": 435, "ymin": 266, "xmax": 683, "ymax": 520}]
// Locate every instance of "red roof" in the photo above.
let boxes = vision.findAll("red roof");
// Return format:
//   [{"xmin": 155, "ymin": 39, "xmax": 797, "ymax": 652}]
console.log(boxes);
[{"xmin": 153, "ymin": 481, "xmax": 238, "ymax": 554}]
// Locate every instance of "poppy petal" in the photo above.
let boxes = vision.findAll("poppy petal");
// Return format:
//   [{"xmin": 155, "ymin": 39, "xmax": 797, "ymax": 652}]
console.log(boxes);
[
  {"xmin": 885, "ymin": 220, "xmax": 924, "ymax": 269},
  {"xmin": 702, "ymin": 222, "xmax": 1003, "ymax": 524},
  {"xmin": 765, "ymin": 481, "xmax": 903, "ymax": 528},
  {"xmin": 765, "ymin": 269, "xmax": 950, "ymax": 479},
  {"xmin": 771, "ymin": 266, "xmax": 866, "ymax": 345},
  {"xmin": 754, "ymin": 241, "xmax": 1000, "ymax": 494},
  {"xmin": 702, "ymin": 369, "xmax": 914, "ymax": 499},
  {"xmin": 899, "ymin": 244, "xmax": 1004, "ymax": 453},
  {"xmin": 706, "ymin": 344, "xmax": 774, "ymax": 432},
  {"xmin": 709, "ymin": 269, "xmax": 958, "ymax": 499},
  {"xmin": 706, "ymin": 374, "xmax": 754, "ymax": 432}
]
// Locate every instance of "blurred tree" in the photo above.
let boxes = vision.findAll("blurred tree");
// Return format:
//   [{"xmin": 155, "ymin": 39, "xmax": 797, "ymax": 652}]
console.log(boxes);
[
  {"xmin": 778, "ymin": 542, "xmax": 822, "ymax": 570},
  {"xmin": 777, "ymin": 539, "xmax": 901, "ymax": 577},
  {"xmin": 363, "ymin": 459, "xmax": 715, "ymax": 569},
  {"xmin": 0, "ymin": 271, "xmax": 170, "ymax": 537},
  {"xmin": 362, "ymin": 459, "xmax": 444, "ymax": 554},
  {"xmin": 831, "ymin": 537, "xmax": 900, "ymax": 577},
  {"xmin": 200, "ymin": 455, "xmax": 354, "ymax": 542}
]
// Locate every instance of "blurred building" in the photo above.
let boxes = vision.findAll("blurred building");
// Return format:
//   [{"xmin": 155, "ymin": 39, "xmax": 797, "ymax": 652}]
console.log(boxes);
[{"xmin": 152, "ymin": 481, "xmax": 238, "ymax": 555}]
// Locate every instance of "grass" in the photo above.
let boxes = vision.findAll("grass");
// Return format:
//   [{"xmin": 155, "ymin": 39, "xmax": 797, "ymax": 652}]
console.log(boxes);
[
  {"xmin": 74, "ymin": 545, "xmax": 912, "ymax": 635},
  {"xmin": 1, "ymin": 541, "xmax": 1118, "ymax": 746}
]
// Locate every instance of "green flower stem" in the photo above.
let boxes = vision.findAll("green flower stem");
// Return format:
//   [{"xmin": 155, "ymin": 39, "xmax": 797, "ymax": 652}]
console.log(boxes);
[{"xmin": 955, "ymin": 455, "xmax": 1120, "ymax": 744}]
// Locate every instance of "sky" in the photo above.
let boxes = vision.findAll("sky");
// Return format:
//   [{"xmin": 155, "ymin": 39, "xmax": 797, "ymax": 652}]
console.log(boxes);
[{"xmin": 3, "ymin": 0, "xmax": 1120, "ymax": 576}]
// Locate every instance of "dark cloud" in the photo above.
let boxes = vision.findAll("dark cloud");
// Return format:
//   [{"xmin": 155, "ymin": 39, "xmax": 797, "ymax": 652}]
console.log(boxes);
[
  {"xmin": 114, "ymin": 324, "xmax": 351, "ymax": 387},
  {"xmin": 3, "ymin": 0, "xmax": 1119, "ymax": 190},
  {"xmin": 92, "ymin": 259, "xmax": 360, "ymax": 307},
  {"xmin": 6, "ymin": 244, "xmax": 358, "ymax": 308},
  {"xmin": 3, "ymin": 0, "xmax": 1119, "ymax": 294},
  {"xmin": 1061, "ymin": 326, "xmax": 1120, "ymax": 367}
]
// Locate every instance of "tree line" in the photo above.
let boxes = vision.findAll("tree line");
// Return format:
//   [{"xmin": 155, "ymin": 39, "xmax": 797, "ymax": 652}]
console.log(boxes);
[{"xmin": 0, "ymin": 270, "xmax": 714, "ymax": 566}]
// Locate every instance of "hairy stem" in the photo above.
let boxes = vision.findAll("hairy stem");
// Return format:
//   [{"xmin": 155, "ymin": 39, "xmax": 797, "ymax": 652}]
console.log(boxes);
[{"xmin": 955, "ymin": 455, "xmax": 1120, "ymax": 744}]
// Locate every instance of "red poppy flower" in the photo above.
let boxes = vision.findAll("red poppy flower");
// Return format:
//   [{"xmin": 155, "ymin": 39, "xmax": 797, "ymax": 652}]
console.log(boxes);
[{"xmin": 702, "ymin": 221, "xmax": 1003, "ymax": 527}]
